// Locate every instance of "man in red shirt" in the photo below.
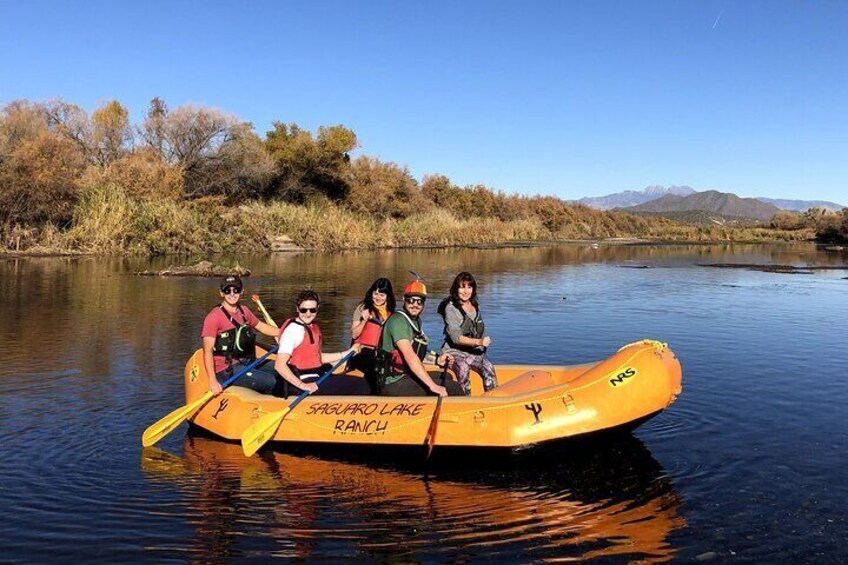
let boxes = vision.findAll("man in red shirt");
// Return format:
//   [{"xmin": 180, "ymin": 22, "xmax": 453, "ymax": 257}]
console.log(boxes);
[{"xmin": 200, "ymin": 275, "xmax": 282, "ymax": 395}]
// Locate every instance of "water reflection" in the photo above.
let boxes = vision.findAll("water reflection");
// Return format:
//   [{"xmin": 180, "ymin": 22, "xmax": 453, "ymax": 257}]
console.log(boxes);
[
  {"xmin": 4, "ymin": 242, "xmax": 846, "ymax": 562},
  {"xmin": 141, "ymin": 434, "xmax": 686, "ymax": 562},
  {"xmin": 3, "ymin": 242, "xmax": 839, "ymax": 382}
]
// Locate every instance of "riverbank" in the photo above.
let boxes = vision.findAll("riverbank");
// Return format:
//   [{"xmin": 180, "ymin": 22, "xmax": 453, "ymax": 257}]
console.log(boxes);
[
  {"xmin": 0, "ymin": 198, "xmax": 812, "ymax": 258},
  {"xmin": 0, "ymin": 232, "xmax": 813, "ymax": 258},
  {"xmin": 1, "ymin": 97, "xmax": 840, "ymax": 257},
  {"xmin": 0, "ymin": 238, "xmax": 649, "ymax": 259}
]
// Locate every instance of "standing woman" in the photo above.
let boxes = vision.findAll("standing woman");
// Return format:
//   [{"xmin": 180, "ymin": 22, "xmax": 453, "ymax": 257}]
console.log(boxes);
[
  {"xmin": 438, "ymin": 272, "xmax": 498, "ymax": 395},
  {"xmin": 349, "ymin": 277, "xmax": 396, "ymax": 393},
  {"xmin": 275, "ymin": 289, "xmax": 360, "ymax": 396}
]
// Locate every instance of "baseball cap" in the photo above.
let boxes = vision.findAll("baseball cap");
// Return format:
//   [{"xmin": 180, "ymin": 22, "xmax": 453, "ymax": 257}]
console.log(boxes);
[
  {"xmin": 403, "ymin": 279, "xmax": 427, "ymax": 297},
  {"xmin": 220, "ymin": 275, "xmax": 243, "ymax": 290}
]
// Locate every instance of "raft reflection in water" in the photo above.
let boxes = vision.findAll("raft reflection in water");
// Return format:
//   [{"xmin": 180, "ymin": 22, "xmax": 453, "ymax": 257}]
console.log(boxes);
[{"xmin": 141, "ymin": 434, "xmax": 687, "ymax": 562}]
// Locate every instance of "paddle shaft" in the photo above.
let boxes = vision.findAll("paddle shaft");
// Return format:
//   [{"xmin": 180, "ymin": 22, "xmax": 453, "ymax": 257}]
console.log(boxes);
[
  {"xmin": 241, "ymin": 350, "xmax": 356, "ymax": 457},
  {"xmin": 424, "ymin": 366, "xmax": 449, "ymax": 459},
  {"xmin": 141, "ymin": 346, "xmax": 279, "ymax": 447},
  {"xmin": 220, "ymin": 346, "xmax": 279, "ymax": 388},
  {"xmin": 251, "ymin": 295, "xmax": 277, "ymax": 327},
  {"xmin": 288, "ymin": 350, "xmax": 356, "ymax": 411}
]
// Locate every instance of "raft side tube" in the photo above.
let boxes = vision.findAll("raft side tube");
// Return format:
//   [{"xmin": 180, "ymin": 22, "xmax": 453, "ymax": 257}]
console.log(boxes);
[{"xmin": 181, "ymin": 340, "xmax": 682, "ymax": 449}]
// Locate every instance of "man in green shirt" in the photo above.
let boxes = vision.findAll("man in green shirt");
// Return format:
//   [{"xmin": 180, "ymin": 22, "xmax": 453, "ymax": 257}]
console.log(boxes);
[{"xmin": 378, "ymin": 279, "xmax": 463, "ymax": 397}]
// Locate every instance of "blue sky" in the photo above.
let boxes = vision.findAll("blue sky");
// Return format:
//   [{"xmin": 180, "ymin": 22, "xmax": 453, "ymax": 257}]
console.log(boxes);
[{"xmin": 1, "ymin": 1, "xmax": 846, "ymax": 203}]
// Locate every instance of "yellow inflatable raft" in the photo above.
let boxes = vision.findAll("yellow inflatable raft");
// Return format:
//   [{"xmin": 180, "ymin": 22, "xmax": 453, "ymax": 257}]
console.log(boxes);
[{"xmin": 182, "ymin": 340, "xmax": 681, "ymax": 449}]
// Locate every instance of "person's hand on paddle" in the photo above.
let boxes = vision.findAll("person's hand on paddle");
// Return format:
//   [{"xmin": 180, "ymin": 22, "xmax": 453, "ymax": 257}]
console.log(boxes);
[
  {"xmin": 209, "ymin": 377, "xmax": 223, "ymax": 396},
  {"xmin": 430, "ymin": 383, "xmax": 448, "ymax": 397},
  {"xmin": 437, "ymin": 353, "xmax": 453, "ymax": 368},
  {"xmin": 431, "ymin": 354, "xmax": 452, "ymax": 397},
  {"xmin": 480, "ymin": 336, "xmax": 492, "ymax": 348},
  {"xmin": 300, "ymin": 381, "xmax": 319, "ymax": 394},
  {"xmin": 349, "ymin": 343, "xmax": 363, "ymax": 356}
]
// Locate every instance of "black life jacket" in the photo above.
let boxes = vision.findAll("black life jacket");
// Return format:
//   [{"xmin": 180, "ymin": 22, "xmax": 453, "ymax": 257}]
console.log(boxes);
[
  {"xmin": 213, "ymin": 304, "xmax": 257, "ymax": 360},
  {"xmin": 438, "ymin": 298, "xmax": 485, "ymax": 352}
]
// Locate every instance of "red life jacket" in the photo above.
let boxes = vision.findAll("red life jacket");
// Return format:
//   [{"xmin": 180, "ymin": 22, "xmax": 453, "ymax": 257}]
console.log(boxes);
[
  {"xmin": 355, "ymin": 307, "xmax": 388, "ymax": 348},
  {"xmin": 281, "ymin": 318, "xmax": 323, "ymax": 371}
]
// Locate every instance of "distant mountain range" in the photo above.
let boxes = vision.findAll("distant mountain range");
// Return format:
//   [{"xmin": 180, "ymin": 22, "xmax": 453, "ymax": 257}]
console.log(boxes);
[
  {"xmin": 625, "ymin": 190, "xmax": 781, "ymax": 221},
  {"xmin": 756, "ymin": 198, "xmax": 844, "ymax": 213},
  {"xmin": 576, "ymin": 186, "xmax": 845, "ymax": 222},
  {"xmin": 576, "ymin": 185, "xmax": 696, "ymax": 210}
]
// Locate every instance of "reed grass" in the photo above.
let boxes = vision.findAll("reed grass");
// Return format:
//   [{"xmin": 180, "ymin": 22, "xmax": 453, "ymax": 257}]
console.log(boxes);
[{"xmin": 0, "ymin": 193, "xmax": 816, "ymax": 255}]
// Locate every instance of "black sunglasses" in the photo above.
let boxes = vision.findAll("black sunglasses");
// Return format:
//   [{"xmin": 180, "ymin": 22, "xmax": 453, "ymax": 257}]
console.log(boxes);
[
  {"xmin": 222, "ymin": 286, "xmax": 242, "ymax": 295},
  {"xmin": 404, "ymin": 297, "xmax": 425, "ymax": 305},
  {"xmin": 298, "ymin": 307, "xmax": 319, "ymax": 314}
]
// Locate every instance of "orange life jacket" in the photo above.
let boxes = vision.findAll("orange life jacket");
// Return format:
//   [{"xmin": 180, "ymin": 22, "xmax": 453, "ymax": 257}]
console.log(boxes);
[
  {"xmin": 281, "ymin": 318, "xmax": 323, "ymax": 371},
  {"xmin": 355, "ymin": 308, "xmax": 388, "ymax": 348}
]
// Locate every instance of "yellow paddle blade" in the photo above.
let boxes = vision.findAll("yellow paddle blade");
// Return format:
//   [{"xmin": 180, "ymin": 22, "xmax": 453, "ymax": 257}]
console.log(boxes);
[
  {"xmin": 241, "ymin": 407, "xmax": 291, "ymax": 457},
  {"xmin": 141, "ymin": 391, "xmax": 213, "ymax": 447}
]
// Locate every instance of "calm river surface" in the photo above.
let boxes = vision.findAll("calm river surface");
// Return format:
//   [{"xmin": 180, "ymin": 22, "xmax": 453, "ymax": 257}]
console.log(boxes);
[{"xmin": 1, "ymin": 243, "xmax": 846, "ymax": 563}]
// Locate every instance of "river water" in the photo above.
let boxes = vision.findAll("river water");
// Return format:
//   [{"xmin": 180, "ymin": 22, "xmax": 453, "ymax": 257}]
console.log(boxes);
[{"xmin": 1, "ymin": 243, "xmax": 846, "ymax": 563}]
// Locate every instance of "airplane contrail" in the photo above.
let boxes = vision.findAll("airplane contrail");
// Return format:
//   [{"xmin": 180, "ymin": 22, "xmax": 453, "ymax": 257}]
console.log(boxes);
[{"xmin": 712, "ymin": 8, "xmax": 725, "ymax": 29}]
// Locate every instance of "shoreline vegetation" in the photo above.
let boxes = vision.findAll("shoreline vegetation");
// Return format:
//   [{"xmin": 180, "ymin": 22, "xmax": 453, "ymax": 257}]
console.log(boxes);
[{"xmin": 2, "ymin": 98, "xmax": 845, "ymax": 257}]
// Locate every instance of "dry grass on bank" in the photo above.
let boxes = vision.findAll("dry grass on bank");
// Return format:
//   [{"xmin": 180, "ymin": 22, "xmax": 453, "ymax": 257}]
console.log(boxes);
[
  {"xmin": 1, "ymin": 97, "xmax": 840, "ymax": 255},
  {"xmin": 0, "ymin": 195, "xmax": 815, "ymax": 256}
]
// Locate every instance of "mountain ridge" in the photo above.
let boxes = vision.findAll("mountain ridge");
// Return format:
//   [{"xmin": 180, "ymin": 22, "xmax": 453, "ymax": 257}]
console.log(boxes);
[
  {"xmin": 575, "ymin": 185, "xmax": 695, "ymax": 210},
  {"xmin": 756, "ymin": 197, "xmax": 844, "ymax": 213},
  {"xmin": 622, "ymin": 190, "xmax": 781, "ymax": 221},
  {"xmin": 576, "ymin": 185, "xmax": 844, "ymax": 214}
]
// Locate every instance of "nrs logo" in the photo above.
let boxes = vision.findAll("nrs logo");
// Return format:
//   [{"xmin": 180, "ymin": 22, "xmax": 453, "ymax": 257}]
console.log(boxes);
[{"xmin": 609, "ymin": 367, "xmax": 637, "ymax": 388}]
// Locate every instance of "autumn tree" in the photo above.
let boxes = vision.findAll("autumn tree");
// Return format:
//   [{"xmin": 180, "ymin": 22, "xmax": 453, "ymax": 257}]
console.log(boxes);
[
  {"xmin": 769, "ymin": 210, "xmax": 802, "ymax": 230},
  {"xmin": 139, "ymin": 100, "xmax": 271, "ymax": 199},
  {"xmin": 841, "ymin": 208, "xmax": 848, "ymax": 241},
  {"xmin": 42, "ymin": 99, "xmax": 132, "ymax": 166},
  {"xmin": 43, "ymin": 99, "xmax": 91, "ymax": 155},
  {"xmin": 421, "ymin": 174, "xmax": 454, "ymax": 207},
  {"xmin": 0, "ymin": 101, "xmax": 86, "ymax": 226},
  {"xmin": 422, "ymin": 174, "xmax": 529, "ymax": 222},
  {"xmin": 0, "ymin": 99, "xmax": 46, "ymax": 147},
  {"xmin": 801, "ymin": 206, "xmax": 829, "ymax": 228},
  {"xmin": 185, "ymin": 123, "xmax": 274, "ymax": 199},
  {"xmin": 526, "ymin": 196, "xmax": 577, "ymax": 234},
  {"xmin": 80, "ymin": 148, "xmax": 184, "ymax": 201},
  {"xmin": 264, "ymin": 123, "xmax": 357, "ymax": 202},
  {"xmin": 345, "ymin": 156, "xmax": 431, "ymax": 218},
  {"xmin": 421, "ymin": 175, "xmax": 492, "ymax": 219},
  {"xmin": 812, "ymin": 208, "xmax": 848, "ymax": 243},
  {"xmin": 90, "ymin": 100, "xmax": 132, "ymax": 165},
  {"xmin": 139, "ymin": 97, "xmax": 168, "ymax": 156}
]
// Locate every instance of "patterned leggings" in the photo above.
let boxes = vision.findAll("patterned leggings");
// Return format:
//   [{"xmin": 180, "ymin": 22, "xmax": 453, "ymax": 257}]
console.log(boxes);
[{"xmin": 451, "ymin": 351, "xmax": 498, "ymax": 395}]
